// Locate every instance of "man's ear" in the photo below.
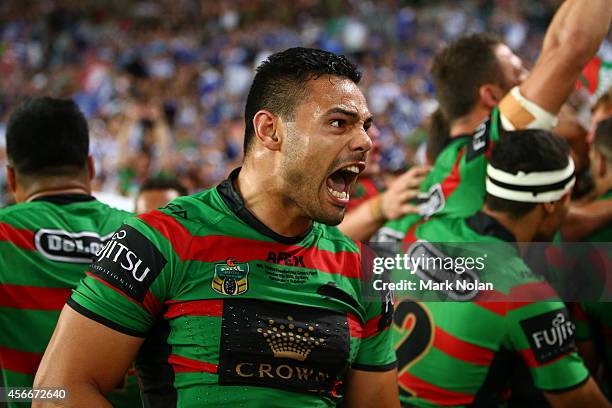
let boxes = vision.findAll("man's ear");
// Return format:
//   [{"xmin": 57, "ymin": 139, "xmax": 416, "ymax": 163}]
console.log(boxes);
[
  {"xmin": 6, "ymin": 165, "xmax": 16, "ymax": 193},
  {"xmin": 253, "ymin": 110, "xmax": 282, "ymax": 151},
  {"xmin": 479, "ymin": 84, "xmax": 503, "ymax": 110},
  {"xmin": 87, "ymin": 155, "xmax": 96, "ymax": 181}
]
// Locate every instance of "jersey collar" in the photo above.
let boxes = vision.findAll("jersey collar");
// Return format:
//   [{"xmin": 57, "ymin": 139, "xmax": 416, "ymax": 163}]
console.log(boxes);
[
  {"xmin": 216, "ymin": 168, "xmax": 312, "ymax": 245},
  {"xmin": 466, "ymin": 211, "xmax": 517, "ymax": 243},
  {"xmin": 30, "ymin": 194, "xmax": 96, "ymax": 205}
]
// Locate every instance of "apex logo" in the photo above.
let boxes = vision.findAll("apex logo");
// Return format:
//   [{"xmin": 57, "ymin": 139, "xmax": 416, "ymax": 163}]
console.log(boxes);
[{"xmin": 266, "ymin": 252, "xmax": 305, "ymax": 267}]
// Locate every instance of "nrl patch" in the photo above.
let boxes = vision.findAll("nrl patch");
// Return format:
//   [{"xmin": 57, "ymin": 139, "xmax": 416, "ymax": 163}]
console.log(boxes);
[
  {"xmin": 406, "ymin": 240, "xmax": 480, "ymax": 301},
  {"xmin": 212, "ymin": 257, "xmax": 250, "ymax": 296},
  {"xmin": 417, "ymin": 183, "xmax": 445, "ymax": 217}
]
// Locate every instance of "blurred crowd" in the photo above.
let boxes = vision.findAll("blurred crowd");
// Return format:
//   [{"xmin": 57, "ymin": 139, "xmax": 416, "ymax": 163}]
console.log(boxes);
[{"xmin": 0, "ymin": 0, "xmax": 565, "ymax": 207}]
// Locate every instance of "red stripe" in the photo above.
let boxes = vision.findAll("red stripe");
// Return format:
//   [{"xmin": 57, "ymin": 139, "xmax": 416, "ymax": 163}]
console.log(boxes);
[
  {"xmin": 398, "ymin": 371, "xmax": 474, "ymax": 406},
  {"xmin": 572, "ymin": 303, "xmax": 588, "ymax": 322},
  {"xmin": 519, "ymin": 348, "xmax": 570, "ymax": 368},
  {"xmin": 0, "ymin": 346, "xmax": 42, "ymax": 375},
  {"xmin": 402, "ymin": 219, "xmax": 426, "ymax": 245},
  {"xmin": 440, "ymin": 150, "xmax": 464, "ymax": 199},
  {"xmin": 347, "ymin": 313, "xmax": 362, "ymax": 338},
  {"xmin": 142, "ymin": 291, "xmax": 162, "ymax": 316},
  {"xmin": 0, "ymin": 223, "xmax": 35, "ymax": 250},
  {"xmin": 138, "ymin": 211, "xmax": 362, "ymax": 279},
  {"xmin": 508, "ymin": 281, "xmax": 558, "ymax": 303},
  {"xmin": 363, "ymin": 315, "xmax": 382, "ymax": 338},
  {"xmin": 164, "ymin": 299, "xmax": 224, "ymax": 319},
  {"xmin": 86, "ymin": 271, "xmax": 141, "ymax": 305},
  {"xmin": 0, "ymin": 284, "xmax": 71, "ymax": 310},
  {"xmin": 433, "ymin": 327, "xmax": 494, "ymax": 366},
  {"xmin": 168, "ymin": 354, "xmax": 218, "ymax": 374}
]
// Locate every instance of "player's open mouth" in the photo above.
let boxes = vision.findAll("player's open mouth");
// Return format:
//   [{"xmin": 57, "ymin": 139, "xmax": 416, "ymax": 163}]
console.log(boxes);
[{"xmin": 325, "ymin": 164, "xmax": 362, "ymax": 204}]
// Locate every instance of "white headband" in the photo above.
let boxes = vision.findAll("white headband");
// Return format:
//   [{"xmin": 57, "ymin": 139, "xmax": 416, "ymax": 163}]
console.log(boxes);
[{"xmin": 486, "ymin": 158, "xmax": 575, "ymax": 203}]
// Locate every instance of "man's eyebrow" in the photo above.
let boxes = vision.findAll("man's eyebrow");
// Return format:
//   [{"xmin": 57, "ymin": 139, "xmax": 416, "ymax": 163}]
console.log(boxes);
[{"xmin": 325, "ymin": 107, "xmax": 373, "ymax": 123}]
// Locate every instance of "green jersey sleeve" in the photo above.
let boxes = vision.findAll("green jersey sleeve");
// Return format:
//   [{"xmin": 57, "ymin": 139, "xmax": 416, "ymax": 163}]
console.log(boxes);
[
  {"xmin": 68, "ymin": 216, "xmax": 178, "ymax": 336},
  {"xmin": 352, "ymin": 246, "xmax": 397, "ymax": 371},
  {"xmin": 504, "ymin": 300, "xmax": 589, "ymax": 392}
]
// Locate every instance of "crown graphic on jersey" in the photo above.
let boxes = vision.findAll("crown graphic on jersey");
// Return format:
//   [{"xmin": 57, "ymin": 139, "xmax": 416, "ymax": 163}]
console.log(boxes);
[{"xmin": 257, "ymin": 316, "xmax": 325, "ymax": 361}]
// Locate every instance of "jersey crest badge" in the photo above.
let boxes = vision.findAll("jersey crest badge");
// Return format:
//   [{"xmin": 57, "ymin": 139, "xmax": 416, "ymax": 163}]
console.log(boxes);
[{"xmin": 213, "ymin": 257, "xmax": 250, "ymax": 295}]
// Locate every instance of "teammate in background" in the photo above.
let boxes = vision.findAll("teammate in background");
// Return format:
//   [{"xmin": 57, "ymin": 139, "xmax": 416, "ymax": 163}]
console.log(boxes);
[
  {"xmin": 34, "ymin": 48, "xmax": 398, "ymax": 407},
  {"xmin": 135, "ymin": 177, "xmax": 188, "ymax": 214},
  {"xmin": 381, "ymin": 0, "xmax": 612, "ymax": 244},
  {"xmin": 574, "ymin": 117, "xmax": 612, "ymax": 397},
  {"xmin": 0, "ymin": 98, "xmax": 140, "ymax": 407},
  {"xmin": 588, "ymin": 87, "xmax": 612, "ymax": 145},
  {"xmin": 392, "ymin": 130, "xmax": 610, "ymax": 408}
]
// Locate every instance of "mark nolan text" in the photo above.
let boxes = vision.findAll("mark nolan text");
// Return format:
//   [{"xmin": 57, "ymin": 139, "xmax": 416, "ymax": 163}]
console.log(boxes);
[{"xmin": 373, "ymin": 279, "xmax": 494, "ymax": 291}]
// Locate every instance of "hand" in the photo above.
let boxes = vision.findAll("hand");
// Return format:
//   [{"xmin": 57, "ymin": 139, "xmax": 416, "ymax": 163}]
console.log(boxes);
[{"xmin": 379, "ymin": 165, "xmax": 430, "ymax": 220}]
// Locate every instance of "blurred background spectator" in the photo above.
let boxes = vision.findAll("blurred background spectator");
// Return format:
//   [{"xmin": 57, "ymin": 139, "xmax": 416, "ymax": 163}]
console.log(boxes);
[{"xmin": 0, "ymin": 0, "xmax": 607, "ymax": 208}]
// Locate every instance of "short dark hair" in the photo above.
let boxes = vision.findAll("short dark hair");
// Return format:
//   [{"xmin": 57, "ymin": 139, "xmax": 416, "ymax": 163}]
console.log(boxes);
[
  {"xmin": 594, "ymin": 117, "xmax": 612, "ymax": 163},
  {"xmin": 139, "ymin": 177, "xmax": 189, "ymax": 196},
  {"xmin": 6, "ymin": 97, "xmax": 89, "ymax": 176},
  {"xmin": 243, "ymin": 47, "xmax": 362, "ymax": 153},
  {"xmin": 431, "ymin": 33, "xmax": 504, "ymax": 122},
  {"xmin": 486, "ymin": 129, "xmax": 571, "ymax": 217}
]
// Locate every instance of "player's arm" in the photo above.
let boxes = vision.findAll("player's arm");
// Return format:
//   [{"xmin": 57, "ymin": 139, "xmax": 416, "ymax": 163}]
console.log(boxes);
[
  {"xmin": 339, "ymin": 166, "xmax": 429, "ymax": 242},
  {"xmin": 543, "ymin": 377, "xmax": 611, "ymax": 408},
  {"xmin": 561, "ymin": 199, "xmax": 612, "ymax": 241},
  {"xmin": 507, "ymin": 300, "xmax": 609, "ymax": 408},
  {"xmin": 33, "ymin": 306, "xmax": 144, "ymax": 407},
  {"xmin": 344, "ymin": 368, "xmax": 400, "ymax": 408},
  {"xmin": 517, "ymin": 0, "xmax": 612, "ymax": 116}
]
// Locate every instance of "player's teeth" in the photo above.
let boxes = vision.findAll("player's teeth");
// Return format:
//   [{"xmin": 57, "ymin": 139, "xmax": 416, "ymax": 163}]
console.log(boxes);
[
  {"xmin": 327, "ymin": 187, "xmax": 349, "ymax": 200},
  {"xmin": 344, "ymin": 165, "xmax": 359, "ymax": 174}
]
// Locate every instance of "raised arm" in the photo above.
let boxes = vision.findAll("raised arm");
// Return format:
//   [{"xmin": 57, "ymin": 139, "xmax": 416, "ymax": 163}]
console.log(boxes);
[
  {"xmin": 519, "ymin": 0, "xmax": 612, "ymax": 115},
  {"xmin": 33, "ymin": 306, "xmax": 144, "ymax": 407}
]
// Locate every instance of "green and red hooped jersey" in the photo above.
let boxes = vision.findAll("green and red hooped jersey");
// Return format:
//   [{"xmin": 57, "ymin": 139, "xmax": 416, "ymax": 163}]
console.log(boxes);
[
  {"xmin": 0, "ymin": 195, "xmax": 139, "ymax": 408},
  {"xmin": 69, "ymin": 169, "xmax": 396, "ymax": 408},
  {"xmin": 346, "ymin": 177, "xmax": 384, "ymax": 213},
  {"xmin": 391, "ymin": 212, "xmax": 589, "ymax": 407},
  {"xmin": 572, "ymin": 191, "xmax": 612, "ymax": 396},
  {"xmin": 379, "ymin": 107, "xmax": 503, "ymax": 244}
]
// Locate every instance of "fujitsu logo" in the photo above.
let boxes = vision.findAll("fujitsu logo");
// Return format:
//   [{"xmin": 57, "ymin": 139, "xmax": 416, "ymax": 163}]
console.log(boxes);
[
  {"xmin": 532, "ymin": 313, "xmax": 575, "ymax": 349},
  {"xmin": 94, "ymin": 230, "xmax": 151, "ymax": 282}
]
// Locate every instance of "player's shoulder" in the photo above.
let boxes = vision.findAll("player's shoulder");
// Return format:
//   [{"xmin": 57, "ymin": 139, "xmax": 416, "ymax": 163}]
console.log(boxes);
[
  {"xmin": 313, "ymin": 223, "xmax": 360, "ymax": 254},
  {"xmin": 131, "ymin": 187, "xmax": 228, "ymax": 240}
]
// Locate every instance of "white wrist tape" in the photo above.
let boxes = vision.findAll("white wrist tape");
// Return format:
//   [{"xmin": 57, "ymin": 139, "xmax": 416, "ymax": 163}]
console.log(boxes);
[{"xmin": 499, "ymin": 86, "xmax": 559, "ymax": 131}]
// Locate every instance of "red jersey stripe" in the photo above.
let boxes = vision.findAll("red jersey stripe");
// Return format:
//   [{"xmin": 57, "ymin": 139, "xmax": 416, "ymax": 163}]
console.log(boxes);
[
  {"xmin": 85, "ymin": 271, "xmax": 159, "ymax": 317},
  {"xmin": 138, "ymin": 211, "xmax": 362, "ymax": 280},
  {"xmin": 518, "ymin": 348, "xmax": 571, "ymax": 368},
  {"xmin": 0, "ymin": 346, "xmax": 42, "ymax": 375},
  {"xmin": 347, "ymin": 313, "xmax": 362, "ymax": 338},
  {"xmin": 168, "ymin": 354, "xmax": 218, "ymax": 374},
  {"xmin": 164, "ymin": 299, "xmax": 224, "ymax": 319},
  {"xmin": 0, "ymin": 284, "xmax": 71, "ymax": 310},
  {"xmin": 0, "ymin": 223, "xmax": 35, "ymax": 251},
  {"xmin": 440, "ymin": 149, "xmax": 465, "ymax": 199},
  {"xmin": 433, "ymin": 327, "xmax": 494, "ymax": 366},
  {"xmin": 398, "ymin": 371, "xmax": 474, "ymax": 406}
]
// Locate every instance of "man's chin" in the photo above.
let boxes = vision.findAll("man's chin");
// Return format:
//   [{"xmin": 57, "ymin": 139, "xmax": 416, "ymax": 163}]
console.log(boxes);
[{"xmin": 314, "ymin": 208, "xmax": 345, "ymax": 226}]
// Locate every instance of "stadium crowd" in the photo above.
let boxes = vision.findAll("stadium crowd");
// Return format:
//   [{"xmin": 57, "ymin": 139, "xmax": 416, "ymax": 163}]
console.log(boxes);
[{"xmin": 0, "ymin": 0, "xmax": 569, "ymax": 207}]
